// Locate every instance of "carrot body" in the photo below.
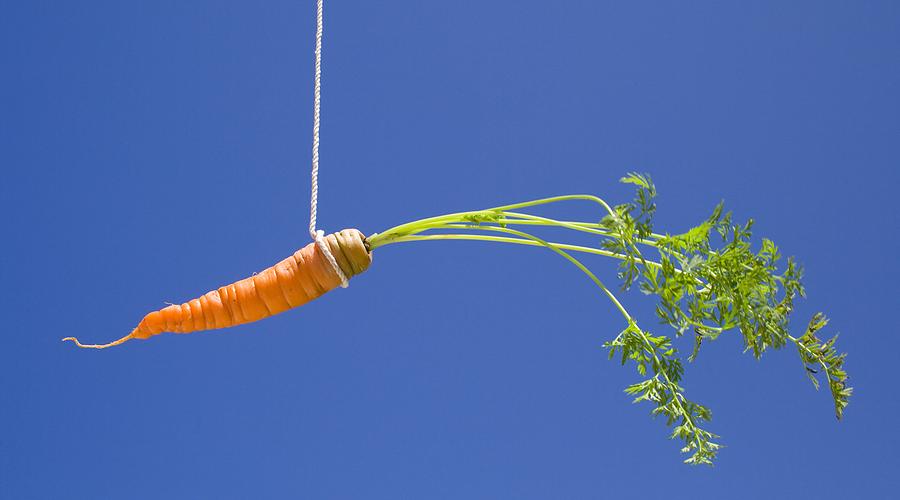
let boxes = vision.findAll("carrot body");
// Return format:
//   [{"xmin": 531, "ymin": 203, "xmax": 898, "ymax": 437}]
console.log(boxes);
[{"xmin": 64, "ymin": 229, "xmax": 372, "ymax": 348}]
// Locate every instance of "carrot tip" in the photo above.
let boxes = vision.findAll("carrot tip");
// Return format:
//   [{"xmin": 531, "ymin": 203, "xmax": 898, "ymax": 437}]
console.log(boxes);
[{"xmin": 62, "ymin": 333, "xmax": 134, "ymax": 350}]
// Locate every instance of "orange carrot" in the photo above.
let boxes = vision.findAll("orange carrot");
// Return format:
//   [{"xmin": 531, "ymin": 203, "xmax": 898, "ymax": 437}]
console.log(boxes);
[{"xmin": 63, "ymin": 229, "xmax": 372, "ymax": 349}]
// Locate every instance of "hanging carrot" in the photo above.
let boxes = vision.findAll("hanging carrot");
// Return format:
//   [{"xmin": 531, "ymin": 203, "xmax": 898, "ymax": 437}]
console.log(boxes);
[
  {"xmin": 62, "ymin": 175, "xmax": 851, "ymax": 466},
  {"xmin": 63, "ymin": 229, "xmax": 371, "ymax": 349}
]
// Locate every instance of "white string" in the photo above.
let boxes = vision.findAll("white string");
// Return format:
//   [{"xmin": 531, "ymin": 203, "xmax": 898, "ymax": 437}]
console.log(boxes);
[{"xmin": 308, "ymin": 0, "xmax": 348, "ymax": 288}]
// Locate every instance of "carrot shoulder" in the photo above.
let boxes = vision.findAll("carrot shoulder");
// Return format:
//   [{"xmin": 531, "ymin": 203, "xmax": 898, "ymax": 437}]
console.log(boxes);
[{"xmin": 64, "ymin": 229, "xmax": 372, "ymax": 349}]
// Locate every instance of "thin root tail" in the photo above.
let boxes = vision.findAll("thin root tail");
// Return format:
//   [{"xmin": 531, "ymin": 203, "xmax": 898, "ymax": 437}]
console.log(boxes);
[{"xmin": 62, "ymin": 332, "xmax": 135, "ymax": 349}]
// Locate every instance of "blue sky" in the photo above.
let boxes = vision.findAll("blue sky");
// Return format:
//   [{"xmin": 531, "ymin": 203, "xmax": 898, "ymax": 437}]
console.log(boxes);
[{"xmin": 2, "ymin": 1, "xmax": 898, "ymax": 498}]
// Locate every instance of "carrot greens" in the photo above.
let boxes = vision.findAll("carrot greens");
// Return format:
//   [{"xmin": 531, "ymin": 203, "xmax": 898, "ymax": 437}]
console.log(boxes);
[{"xmin": 367, "ymin": 173, "xmax": 851, "ymax": 465}]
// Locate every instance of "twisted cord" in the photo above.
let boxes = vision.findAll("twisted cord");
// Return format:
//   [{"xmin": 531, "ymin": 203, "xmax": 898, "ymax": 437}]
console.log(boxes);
[{"xmin": 308, "ymin": 0, "xmax": 348, "ymax": 287}]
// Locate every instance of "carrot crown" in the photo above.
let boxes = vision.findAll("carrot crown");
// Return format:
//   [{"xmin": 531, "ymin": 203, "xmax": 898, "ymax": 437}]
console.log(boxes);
[{"xmin": 367, "ymin": 173, "xmax": 851, "ymax": 466}]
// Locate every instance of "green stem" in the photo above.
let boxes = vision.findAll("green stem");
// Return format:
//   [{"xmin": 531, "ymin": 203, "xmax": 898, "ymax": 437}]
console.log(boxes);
[
  {"xmin": 368, "ymin": 193, "xmax": 642, "ymax": 248},
  {"xmin": 788, "ymin": 334, "xmax": 833, "ymax": 383},
  {"xmin": 487, "ymin": 194, "xmax": 618, "ymax": 216},
  {"xmin": 458, "ymin": 225, "xmax": 634, "ymax": 322},
  {"xmin": 375, "ymin": 225, "xmax": 693, "ymax": 282},
  {"xmin": 368, "ymin": 211, "xmax": 478, "ymax": 243},
  {"xmin": 379, "ymin": 233, "xmax": 637, "ymax": 262},
  {"xmin": 501, "ymin": 212, "xmax": 663, "ymax": 245}
]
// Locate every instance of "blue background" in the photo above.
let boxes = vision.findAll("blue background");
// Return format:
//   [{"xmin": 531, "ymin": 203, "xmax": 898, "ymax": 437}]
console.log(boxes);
[{"xmin": 2, "ymin": 1, "xmax": 898, "ymax": 498}]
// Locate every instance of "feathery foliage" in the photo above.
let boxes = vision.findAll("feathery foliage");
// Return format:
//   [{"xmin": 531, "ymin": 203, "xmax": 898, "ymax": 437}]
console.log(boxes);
[{"xmin": 367, "ymin": 173, "xmax": 851, "ymax": 464}]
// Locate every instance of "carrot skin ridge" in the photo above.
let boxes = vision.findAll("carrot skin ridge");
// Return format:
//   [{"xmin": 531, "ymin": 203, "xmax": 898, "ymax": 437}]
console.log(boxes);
[{"xmin": 63, "ymin": 229, "xmax": 372, "ymax": 349}]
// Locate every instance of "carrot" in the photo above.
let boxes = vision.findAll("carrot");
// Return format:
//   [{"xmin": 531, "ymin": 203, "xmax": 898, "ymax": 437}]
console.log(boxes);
[
  {"xmin": 61, "ymin": 174, "xmax": 853, "ymax": 465},
  {"xmin": 63, "ymin": 229, "xmax": 372, "ymax": 349}
]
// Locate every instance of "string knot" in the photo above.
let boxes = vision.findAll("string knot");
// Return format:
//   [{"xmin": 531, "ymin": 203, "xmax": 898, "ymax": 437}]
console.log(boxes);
[{"xmin": 314, "ymin": 229, "xmax": 349, "ymax": 288}]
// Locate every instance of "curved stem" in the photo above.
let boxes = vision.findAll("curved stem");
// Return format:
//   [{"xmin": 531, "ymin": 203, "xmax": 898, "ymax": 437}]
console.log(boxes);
[
  {"xmin": 500, "ymin": 213, "xmax": 666, "ymax": 241},
  {"xmin": 501, "ymin": 212, "xmax": 663, "ymax": 245},
  {"xmin": 378, "ymin": 225, "xmax": 632, "ymax": 322},
  {"xmin": 788, "ymin": 334, "xmax": 833, "ymax": 383},
  {"xmin": 378, "ymin": 233, "xmax": 637, "ymax": 263},
  {"xmin": 369, "ymin": 194, "xmax": 631, "ymax": 249},
  {"xmin": 369, "ymin": 211, "xmax": 478, "ymax": 244},
  {"xmin": 488, "ymin": 194, "xmax": 617, "ymax": 217},
  {"xmin": 492, "ymin": 226, "xmax": 634, "ymax": 322}
]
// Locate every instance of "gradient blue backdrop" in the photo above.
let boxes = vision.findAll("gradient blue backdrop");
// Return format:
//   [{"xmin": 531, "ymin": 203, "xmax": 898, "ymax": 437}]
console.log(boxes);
[{"xmin": 2, "ymin": 1, "xmax": 898, "ymax": 498}]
